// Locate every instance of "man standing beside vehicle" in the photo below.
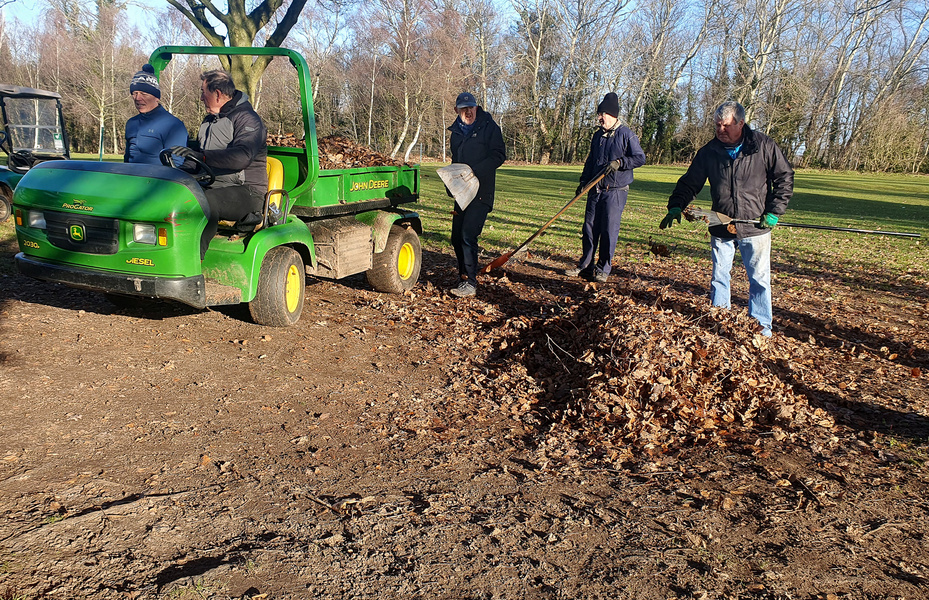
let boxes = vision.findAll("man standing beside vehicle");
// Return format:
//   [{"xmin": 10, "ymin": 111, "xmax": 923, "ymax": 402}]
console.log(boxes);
[
  {"xmin": 124, "ymin": 64, "xmax": 188, "ymax": 165},
  {"xmin": 567, "ymin": 92, "xmax": 646, "ymax": 282},
  {"xmin": 171, "ymin": 69, "xmax": 268, "ymax": 259},
  {"xmin": 446, "ymin": 91, "xmax": 506, "ymax": 298},
  {"xmin": 660, "ymin": 100, "xmax": 793, "ymax": 337}
]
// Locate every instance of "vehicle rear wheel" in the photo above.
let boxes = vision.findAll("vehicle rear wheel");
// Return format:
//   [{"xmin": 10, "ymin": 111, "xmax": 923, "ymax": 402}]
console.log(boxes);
[
  {"xmin": 366, "ymin": 225, "xmax": 421, "ymax": 294},
  {"xmin": 249, "ymin": 246, "xmax": 305, "ymax": 326}
]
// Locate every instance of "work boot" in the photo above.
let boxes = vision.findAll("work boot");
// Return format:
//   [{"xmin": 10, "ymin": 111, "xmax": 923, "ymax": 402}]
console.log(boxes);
[{"xmin": 450, "ymin": 281, "xmax": 476, "ymax": 297}]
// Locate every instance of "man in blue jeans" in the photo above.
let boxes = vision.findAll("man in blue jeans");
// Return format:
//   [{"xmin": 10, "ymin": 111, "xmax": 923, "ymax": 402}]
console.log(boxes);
[{"xmin": 660, "ymin": 101, "xmax": 793, "ymax": 336}]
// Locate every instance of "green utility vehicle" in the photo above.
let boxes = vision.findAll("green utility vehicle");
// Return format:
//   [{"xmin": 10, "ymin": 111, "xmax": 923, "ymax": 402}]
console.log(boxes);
[
  {"xmin": 0, "ymin": 84, "xmax": 71, "ymax": 222},
  {"xmin": 12, "ymin": 46, "xmax": 422, "ymax": 326}
]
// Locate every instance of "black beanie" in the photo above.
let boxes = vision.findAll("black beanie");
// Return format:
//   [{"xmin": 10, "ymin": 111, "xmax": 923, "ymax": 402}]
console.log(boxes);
[
  {"xmin": 596, "ymin": 92, "xmax": 619, "ymax": 118},
  {"xmin": 130, "ymin": 64, "xmax": 160, "ymax": 99}
]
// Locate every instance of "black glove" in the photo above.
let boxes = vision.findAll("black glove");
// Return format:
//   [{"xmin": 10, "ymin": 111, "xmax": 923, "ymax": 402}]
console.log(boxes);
[
  {"xmin": 170, "ymin": 146, "xmax": 204, "ymax": 162},
  {"xmin": 575, "ymin": 183, "xmax": 586, "ymax": 197},
  {"xmin": 604, "ymin": 158, "xmax": 624, "ymax": 174}
]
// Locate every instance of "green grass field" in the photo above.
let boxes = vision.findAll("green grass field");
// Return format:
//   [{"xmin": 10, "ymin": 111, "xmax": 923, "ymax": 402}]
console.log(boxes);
[
  {"xmin": 416, "ymin": 163, "xmax": 929, "ymax": 285},
  {"xmin": 4, "ymin": 158, "xmax": 928, "ymax": 286}
]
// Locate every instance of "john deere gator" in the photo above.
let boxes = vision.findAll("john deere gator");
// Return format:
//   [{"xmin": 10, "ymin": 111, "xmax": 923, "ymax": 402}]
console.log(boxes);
[{"xmin": 12, "ymin": 46, "xmax": 421, "ymax": 326}]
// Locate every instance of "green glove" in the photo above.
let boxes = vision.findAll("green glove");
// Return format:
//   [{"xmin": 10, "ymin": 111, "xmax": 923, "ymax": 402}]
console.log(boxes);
[
  {"xmin": 760, "ymin": 213, "xmax": 778, "ymax": 228},
  {"xmin": 660, "ymin": 207, "xmax": 682, "ymax": 229}
]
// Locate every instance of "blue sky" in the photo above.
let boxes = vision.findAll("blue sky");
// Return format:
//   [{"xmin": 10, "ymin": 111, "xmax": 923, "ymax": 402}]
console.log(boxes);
[{"xmin": 3, "ymin": 0, "xmax": 165, "ymax": 29}]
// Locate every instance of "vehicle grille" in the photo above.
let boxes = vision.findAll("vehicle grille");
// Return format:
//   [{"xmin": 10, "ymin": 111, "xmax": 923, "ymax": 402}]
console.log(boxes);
[{"xmin": 45, "ymin": 211, "xmax": 119, "ymax": 254}]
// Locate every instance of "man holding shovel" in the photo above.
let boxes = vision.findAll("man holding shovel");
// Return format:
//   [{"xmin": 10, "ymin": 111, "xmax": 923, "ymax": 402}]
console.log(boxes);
[
  {"xmin": 567, "ymin": 92, "xmax": 646, "ymax": 282},
  {"xmin": 445, "ymin": 92, "xmax": 506, "ymax": 298},
  {"xmin": 660, "ymin": 100, "xmax": 793, "ymax": 336}
]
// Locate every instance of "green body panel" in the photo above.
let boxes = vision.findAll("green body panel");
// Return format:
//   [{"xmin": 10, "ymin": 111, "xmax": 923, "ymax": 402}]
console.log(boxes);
[
  {"xmin": 13, "ymin": 162, "xmax": 206, "ymax": 277},
  {"xmin": 312, "ymin": 165, "xmax": 419, "ymax": 208},
  {"xmin": 0, "ymin": 169, "xmax": 24, "ymax": 192},
  {"xmin": 201, "ymin": 216, "xmax": 316, "ymax": 302}
]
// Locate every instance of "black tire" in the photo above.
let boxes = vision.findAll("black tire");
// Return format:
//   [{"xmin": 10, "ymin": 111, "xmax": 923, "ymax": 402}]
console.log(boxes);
[
  {"xmin": 249, "ymin": 246, "xmax": 305, "ymax": 327},
  {"xmin": 366, "ymin": 225, "xmax": 422, "ymax": 294},
  {"xmin": 0, "ymin": 186, "xmax": 11, "ymax": 223}
]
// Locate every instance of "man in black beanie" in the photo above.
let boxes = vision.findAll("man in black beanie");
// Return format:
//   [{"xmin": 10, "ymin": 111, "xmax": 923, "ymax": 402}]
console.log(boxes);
[
  {"xmin": 124, "ymin": 64, "xmax": 188, "ymax": 165},
  {"xmin": 567, "ymin": 92, "xmax": 646, "ymax": 282}
]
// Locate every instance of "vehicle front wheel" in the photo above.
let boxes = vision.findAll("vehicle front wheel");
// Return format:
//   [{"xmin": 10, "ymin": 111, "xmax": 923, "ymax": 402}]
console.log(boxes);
[
  {"xmin": 366, "ymin": 225, "xmax": 421, "ymax": 294},
  {"xmin": 249, "ymin": 246, "xmax": 305, "ymax": 326},
  {"xmin": 0, "ymin": 186, "xmax": 11, "ymax": 222}
]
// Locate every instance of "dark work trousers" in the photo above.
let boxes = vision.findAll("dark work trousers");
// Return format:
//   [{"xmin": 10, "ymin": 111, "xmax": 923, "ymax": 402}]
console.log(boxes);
[
  {"xmin": 578, "ymin": 187, "xmax": 628, "ymax": 276},
  {"xmin": 451, "ymin": 201, "xmax": 491, "ymax": 286},
  {"xmin": 200, "ymin": 185, "xmax": 264, "ymax": 259}
]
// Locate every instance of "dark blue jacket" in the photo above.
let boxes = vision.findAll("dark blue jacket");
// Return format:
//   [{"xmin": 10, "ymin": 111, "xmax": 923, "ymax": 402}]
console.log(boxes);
[
  {"xmin": 579, "ymin": 123, "xmax": 646, "ymax": 191},
  {"xmin": 448, "ymin": 107, "xmax": 506, "ymax": 210},
  {"xmin": 124, "ymin": 105, "xmax": 188, "ymax": 165}
]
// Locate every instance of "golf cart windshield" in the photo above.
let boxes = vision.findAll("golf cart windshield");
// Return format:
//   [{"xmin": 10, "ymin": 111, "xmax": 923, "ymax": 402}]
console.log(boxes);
[
  {"xmin": 0, "ymin": 85, "xmax": 68, "ymax": 156},
  {"xmin": 4, "ymin": 98, "xmax": 66, "ymax": 153}
]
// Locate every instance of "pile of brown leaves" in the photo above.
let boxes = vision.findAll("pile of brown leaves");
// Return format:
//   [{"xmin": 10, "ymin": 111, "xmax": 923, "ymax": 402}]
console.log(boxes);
[
  {"xmin": 481, "ymin": 290, "xmax": 824, "ymax": 466},
  {"xmin": 267, "ymin": 133, "xmax": 412, "ymax": 169},
  {"xmin": 371, "ymin": 264, "xmax": 844, "ymax": 469}
]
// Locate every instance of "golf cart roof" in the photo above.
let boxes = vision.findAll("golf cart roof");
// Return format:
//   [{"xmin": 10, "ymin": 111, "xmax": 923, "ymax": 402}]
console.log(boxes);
[{"xmin": 0, "ymin": 84, "xmax": 62, "ymax": 100}]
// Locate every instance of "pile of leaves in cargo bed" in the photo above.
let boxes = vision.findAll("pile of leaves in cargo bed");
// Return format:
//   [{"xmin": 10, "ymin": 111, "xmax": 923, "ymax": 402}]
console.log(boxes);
[
  {"xmin": 370, "ymin": 265, "xmax": 854, "ymax": 468},
  {"xmin": 267, "ymin": 133, "xmax": 412, "ymax": 169}
]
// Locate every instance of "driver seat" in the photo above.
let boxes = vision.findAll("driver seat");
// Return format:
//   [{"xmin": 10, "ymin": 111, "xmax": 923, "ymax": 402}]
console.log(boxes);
[
  {"xmin": 221, "ymin": 156, "xmax": 289, "ymax": 233},
  {"xmin": 263, "ymin": 156, "xmax": 287, "ymax": 226}
]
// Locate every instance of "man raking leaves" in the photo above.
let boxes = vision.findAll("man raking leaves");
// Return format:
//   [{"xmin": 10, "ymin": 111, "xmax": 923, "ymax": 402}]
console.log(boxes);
[{"xmin": 660, "ymin": 101, "xmax": 793, "ymax": 337}]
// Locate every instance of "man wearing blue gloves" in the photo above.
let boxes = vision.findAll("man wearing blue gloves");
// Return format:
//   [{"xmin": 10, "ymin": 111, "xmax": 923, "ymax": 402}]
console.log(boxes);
[{"xmin": 661, "ymin": 101, "xmax": 793, "ymax": 336}]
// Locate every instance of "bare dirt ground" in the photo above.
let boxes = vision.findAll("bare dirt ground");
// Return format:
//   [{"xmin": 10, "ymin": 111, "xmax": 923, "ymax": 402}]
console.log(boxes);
[{"xmin": 1, "ymin": 231, "xmax": 927, "ymax": 600}]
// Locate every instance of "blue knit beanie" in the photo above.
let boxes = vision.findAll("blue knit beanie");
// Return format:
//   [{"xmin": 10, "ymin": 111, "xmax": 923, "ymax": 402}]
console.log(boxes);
[{"xmin": 130, "ymin": 64, "xmax": 160, "ymax": 99}]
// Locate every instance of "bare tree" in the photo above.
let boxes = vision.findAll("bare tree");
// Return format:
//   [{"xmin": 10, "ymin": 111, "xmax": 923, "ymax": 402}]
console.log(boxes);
[
  {"xmin": 512, "ymin": 0, "xmax": 632, "ymax": 164},
  {"xmin": 164, "ymin": 0, "xmax": 309, "ymax": 100}
]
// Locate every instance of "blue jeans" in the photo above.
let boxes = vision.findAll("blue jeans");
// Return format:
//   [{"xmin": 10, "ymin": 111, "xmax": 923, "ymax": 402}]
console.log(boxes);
[{"xmin": 710, "ymin": 234, "xmax": 772, "ymax": 335}]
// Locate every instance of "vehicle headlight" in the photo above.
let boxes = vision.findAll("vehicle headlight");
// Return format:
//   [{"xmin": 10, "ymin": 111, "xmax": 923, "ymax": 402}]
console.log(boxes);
[
  {"xmin": 28, "ymin": 210, "xmax": 46, "ymax": 229},
  {"xmin": 133, "ymin": 223, "xmax": 157, "ymax": 244}
]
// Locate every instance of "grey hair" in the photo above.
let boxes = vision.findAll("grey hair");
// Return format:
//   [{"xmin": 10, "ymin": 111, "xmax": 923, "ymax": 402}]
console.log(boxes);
[
  {"xmin": 714, "ymin": 101, "xmax": 745, "ymax": 123},
  {"xmin": 200, "ymin": 69, "xmax": 237, "ymax": 98}
]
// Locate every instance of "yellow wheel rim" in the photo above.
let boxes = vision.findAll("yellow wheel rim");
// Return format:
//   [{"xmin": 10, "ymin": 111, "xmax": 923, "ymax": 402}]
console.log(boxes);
[
  {"xmin": 397, "ymin": 242, "xmax": 415, "ymax": 280},
  {"xmin": 285, "ymin": 263, "xmax": 302, "ymax": 313}
]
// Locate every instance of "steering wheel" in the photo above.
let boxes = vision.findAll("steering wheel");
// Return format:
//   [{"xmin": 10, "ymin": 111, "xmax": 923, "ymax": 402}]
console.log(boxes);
[
  {"xmin": 159, "ymin": 148, "xmax": 215, "ymax": 186},
  {"xmin": 8, "ymin": 150, "xmax": 34, "ymax": 174}
]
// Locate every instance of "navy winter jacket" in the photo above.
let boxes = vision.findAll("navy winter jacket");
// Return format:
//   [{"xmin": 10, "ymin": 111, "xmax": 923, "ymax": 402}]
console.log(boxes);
[
  {"xmin": 447, "ymin": 107, "xmax": 506, "ymax": 210},
  {"xmin": 579, "ymin": 123, "xmax": 647, "ymax": 191}
]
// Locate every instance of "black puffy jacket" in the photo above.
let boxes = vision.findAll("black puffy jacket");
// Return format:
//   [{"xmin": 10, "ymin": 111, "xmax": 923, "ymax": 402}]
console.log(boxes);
[
  {"xmin": 197, "ymin": 90, "xmax": 268, "ymax": 197},
  {"xmin": 668, "ymin": 125, "xmax": 793, "ymax": 239},
  {"xmin": 447, "ymin": 107, "xmax": 506, "ymax": 210}
]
